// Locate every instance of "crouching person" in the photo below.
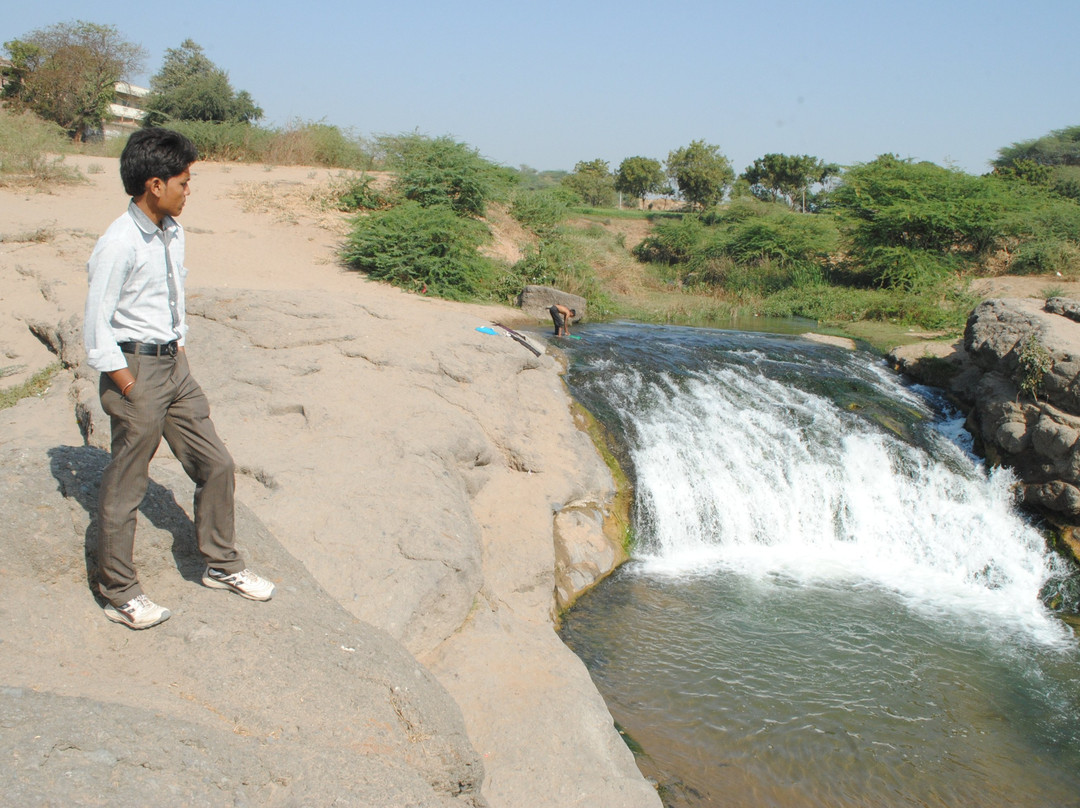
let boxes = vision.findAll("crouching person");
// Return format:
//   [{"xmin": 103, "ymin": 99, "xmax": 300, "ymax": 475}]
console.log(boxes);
[{"xmin": 549, "ymin": 303, "xmax": 576, "ymax": 337}]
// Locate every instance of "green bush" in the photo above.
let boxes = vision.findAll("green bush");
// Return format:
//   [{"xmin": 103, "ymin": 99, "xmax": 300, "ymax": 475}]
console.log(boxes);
[
  {"xmin": 995, "ymin": 181, "xmax": 1080, "ymax": 242},
  {"xmin": 996, "ymin": 186, "xmax": 1080, "ymax": 275},
  {"xmin": 377, "ymin": 133, "xmax": 514, "ymax": 216},
  {"xmin": 1017, "ymin": 335, "xmax": 1053, "ymax": 400},
  {"xmin": 633, "ymin": 201, "xmax": 837, "ymax": 297},
  {"xmin": 824, "ymin": 155, "xmax": 1080, "ymax": 288},
  {"xmin": 830, "ymin": 156, "xmax": 1005, "ymax": 256},
  {"xmin": 509, "ymin": 187, "xmax": 575, "ymax": 236},
  {"xmin": 341, "ymin": 201, "xmax": 496, "ymax": 299},
  {"xmin": 994, "ymin": 125, "xmax": 1080, "ymax": 171},
  {"xmin": 633, "ymin": 215, "xmax": 704, "ymax": 264},
  {"xmin": 860, "ymin": 246, "xmax": 957, "ymax": 291},
  {"xmin": 507, "ymin": 241, "xmax": 565, "ymax": 290},
  {"xmin": 1010, "ymin": 239, "xmax": 1080, "ymax": 276},
  {"xmin": 333, "ymin": 175, "xmax": 393, "ymax": 212},
  {"xmin": 1053, "ymin": 166, "xmax": 1080, "ymax": 203},
  {"xmin": 685, "ymin": 255, "xmax": 825, "ymax": 295},
  {"xmin": 714, "ymin": 204, "xmax": 838, "ymax": 267},
  {"xmin": 503, "ymin": 234, "xmax": 615, "ymax": 314}
]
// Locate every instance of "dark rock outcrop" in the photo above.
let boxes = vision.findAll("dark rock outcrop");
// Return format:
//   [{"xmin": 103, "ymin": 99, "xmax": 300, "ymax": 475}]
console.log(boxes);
[{"xmin": 889, "ymin": 297, "xmax": 1080, "ymax": 524}]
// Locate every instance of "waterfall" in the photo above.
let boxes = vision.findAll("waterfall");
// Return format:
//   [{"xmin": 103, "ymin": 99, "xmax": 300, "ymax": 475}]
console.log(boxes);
[
  {"xmin": 571, "ymin": 326, "xmax": 1072, "ymax": 645},
  {"xmin": 562, "ymin": 324, "xmax": 1080, "ymax": 807}
]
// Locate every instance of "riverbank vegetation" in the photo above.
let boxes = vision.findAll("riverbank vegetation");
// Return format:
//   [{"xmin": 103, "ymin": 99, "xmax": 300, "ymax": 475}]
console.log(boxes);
[
  {"xmin": 333, "ymin": 128, "xmax": 1080, "ymax": 343},
  {"xmin": 5, "ymin": 19, "xmax": 1079, "ymax": 342}
]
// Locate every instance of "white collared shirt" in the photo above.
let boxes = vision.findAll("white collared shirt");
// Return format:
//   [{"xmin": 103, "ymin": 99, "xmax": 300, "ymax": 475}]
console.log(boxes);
[{"xmin": 84, "ymin": 200, "xmax": 188, "ymax": 372}]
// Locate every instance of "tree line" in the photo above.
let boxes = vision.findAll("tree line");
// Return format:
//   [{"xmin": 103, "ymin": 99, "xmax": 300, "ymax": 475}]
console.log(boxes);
[
  {"xmin": 4, "ymin": 18, "xmax": 1079, "ymax": 335},
  {"xmin": 563, "ymin": 147, "xmax": 838, "ymax": 213},
  {"xmin": 2, "ymin": 21, "xmax": 260, "ymax": 141}
]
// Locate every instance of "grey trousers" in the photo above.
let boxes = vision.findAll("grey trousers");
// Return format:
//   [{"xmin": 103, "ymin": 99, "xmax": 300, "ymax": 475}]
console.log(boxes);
[{"xmin": 97, "ymin": 350, "xmax": 244, "ymax": 606}]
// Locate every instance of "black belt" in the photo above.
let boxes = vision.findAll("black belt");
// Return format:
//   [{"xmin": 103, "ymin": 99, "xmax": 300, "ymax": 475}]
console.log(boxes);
[{"xmin": 119, "ymin": 341, "xmax": 178, "ymax": 357}]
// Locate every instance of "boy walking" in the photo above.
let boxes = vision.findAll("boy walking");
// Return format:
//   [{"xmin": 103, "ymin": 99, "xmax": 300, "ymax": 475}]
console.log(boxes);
[{"xmin": 84, "ymin": 128, "xmax": 274, "ymax": 630}]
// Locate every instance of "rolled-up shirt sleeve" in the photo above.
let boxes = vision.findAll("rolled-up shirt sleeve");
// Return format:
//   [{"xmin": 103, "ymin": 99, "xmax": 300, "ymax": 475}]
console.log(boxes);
[{"xmin": 84, "ymin": 234, "xmax": 133, "ymax": 373}]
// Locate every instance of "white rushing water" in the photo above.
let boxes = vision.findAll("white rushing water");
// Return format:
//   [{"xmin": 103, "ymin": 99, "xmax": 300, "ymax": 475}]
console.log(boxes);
[
  {"xmin": 564, "ymin": 327, "xmax": 1080, "ymax": 807},
  {"xmin": 605, "ymin": 356, "xmax": 1071, "ymax": 646}
]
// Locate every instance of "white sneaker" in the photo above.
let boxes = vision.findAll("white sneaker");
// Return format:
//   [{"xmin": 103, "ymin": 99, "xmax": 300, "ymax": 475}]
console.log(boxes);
[
  {"xmin": 104, "ymin": 594, "xmax": 171, "ymax": 629},
  {"xmin": 202, "ymin": 566, "xmax": 275, "ymax": 601}
]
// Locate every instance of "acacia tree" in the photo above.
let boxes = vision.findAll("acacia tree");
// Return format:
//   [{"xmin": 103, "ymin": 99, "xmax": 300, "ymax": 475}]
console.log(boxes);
[
  {"xmin": 562, "ymin": 159, "xmax": 616, "ymax": 207},
  {"xmin": 742, "ymin": 153, "xmax": 838, "ymax": 212},
  {"xmin": 615, "ymin": 156, "xmax": 666, "ymax": 209},
  {"xmin": 376, "ymin": 132, "xmax": 514, "ymax": 217},
  {"xmin": 824, "ymin": 154, "xmax": 1045, "ymax": 288},
  {"xmin": 993, "ymin": 125, "xmax": 1080, "ymax": 203},
  {"xmin": 3, "ymin": 21, "xmax": 145, "ymax": 141},
  {"xmin": 666, "ymin": 140, "xmax": 733, "ymax": 210},
  {"xmin": 995, "ymin": 125, "xmax": 1080, "ymax": 168},
  {"xmin": 143, "ymin": 40, "xmax": 262, "ymax": 126}
]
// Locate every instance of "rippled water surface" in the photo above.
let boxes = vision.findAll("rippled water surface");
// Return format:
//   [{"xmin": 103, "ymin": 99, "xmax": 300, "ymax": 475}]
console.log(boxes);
[{"xmin": 557, "ymin": 323, "xmax": 1080, "ymax": 808}]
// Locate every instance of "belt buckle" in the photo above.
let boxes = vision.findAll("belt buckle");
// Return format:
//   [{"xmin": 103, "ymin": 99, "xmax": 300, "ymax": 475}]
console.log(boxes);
[{"xmin": 165, "ymin": 342, "xmax": 178, "ymax": 357}]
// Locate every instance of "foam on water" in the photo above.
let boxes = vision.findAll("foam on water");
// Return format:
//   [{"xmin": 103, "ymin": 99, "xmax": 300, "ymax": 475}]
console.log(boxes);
[
  {"xmin": 562, "ymin": 325, "xmax": 1080, "ymax": 805},
  {"xmin": 601, "ymin": 358, "xmax": 1071, "ymax": 646}
]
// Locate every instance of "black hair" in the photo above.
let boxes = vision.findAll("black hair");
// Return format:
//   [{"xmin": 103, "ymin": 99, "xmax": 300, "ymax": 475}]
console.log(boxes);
[
  {"xmin": 120, "ymin": 128, "xmax": 198, "ymax": 197},
  {"xmin": 570, "ymin": 308, "xmax": 577, "ymax": 317}
]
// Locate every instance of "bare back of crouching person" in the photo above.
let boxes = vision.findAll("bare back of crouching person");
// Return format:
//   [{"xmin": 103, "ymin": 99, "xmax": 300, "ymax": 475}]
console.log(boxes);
[{"xmin": 549, "ymin": 303, "xmax": 576, "ymax": 337}]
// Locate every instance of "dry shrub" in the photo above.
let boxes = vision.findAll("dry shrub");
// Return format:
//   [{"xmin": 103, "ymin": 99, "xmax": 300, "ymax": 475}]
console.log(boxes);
[
  {"xmin": 227, "ymin": 178, "xmax": 352, "ymax": 233},
  {"xmin": 0, "ymin": 107, "xmax": 82, "ymax": 186}
]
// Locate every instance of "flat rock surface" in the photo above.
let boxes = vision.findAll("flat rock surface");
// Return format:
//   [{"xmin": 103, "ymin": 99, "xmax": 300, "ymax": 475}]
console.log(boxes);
[
  {"xmin": 0, "ymin": 157, "xmax": 660, "ymax": 807},
  {"xmin": 1, "ymin": 439, "xmax": 482, "ymax": 807}
]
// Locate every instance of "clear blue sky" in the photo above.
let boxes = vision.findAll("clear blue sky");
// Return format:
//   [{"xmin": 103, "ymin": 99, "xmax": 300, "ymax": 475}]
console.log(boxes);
[{"xmin": 6, "ymin": 0, "xmax": 1079, "ymax": 176}]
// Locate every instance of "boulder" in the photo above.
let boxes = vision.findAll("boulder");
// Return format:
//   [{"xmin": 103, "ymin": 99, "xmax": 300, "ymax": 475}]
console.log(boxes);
[
  {"xmin": 890, "ymin": 297, "xmax": 1080, "ymax": 522},
  {"xmin": 518, "ymin": 285, "xmax": 587, "ymax": 324}
]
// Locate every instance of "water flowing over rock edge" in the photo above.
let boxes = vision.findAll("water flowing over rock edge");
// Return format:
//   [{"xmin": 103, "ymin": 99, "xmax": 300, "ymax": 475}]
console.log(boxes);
[{"xmin": 889, "ymin": 296, "xmax": 1080, "ymax": 566}]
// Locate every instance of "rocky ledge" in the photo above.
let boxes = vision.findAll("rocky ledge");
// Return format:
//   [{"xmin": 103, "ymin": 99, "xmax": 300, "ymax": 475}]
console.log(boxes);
[
  {"xmin": 890, "ymin": 297, "xmax": 1080, "ymax": 537},
  {"xmin": 0, "ymin": 159, "xmax": 660, "ymax": 808}
]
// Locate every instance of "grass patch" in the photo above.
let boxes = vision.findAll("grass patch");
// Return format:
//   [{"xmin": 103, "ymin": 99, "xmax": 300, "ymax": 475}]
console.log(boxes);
[
  {"xmin": 0, "ymin": 108, "xmax": 82, "ymax": 186},
  {"xmin": 757, "ymin": 283, "xmax": 977, "ymax": 332},
  {"xmin": 0, "ymin": 363, "xmax": 62, "ymax": 410},
  {"xmin": 146, "ymin": 119, "xmax": 374, "ymax": 168},
  {"xmin": 611, "ymin": 289, "xmax": 745, "ymax": 326},
  {"xmin": 69, "ymin": 136, "xmax": 127, "ymax": 159}
]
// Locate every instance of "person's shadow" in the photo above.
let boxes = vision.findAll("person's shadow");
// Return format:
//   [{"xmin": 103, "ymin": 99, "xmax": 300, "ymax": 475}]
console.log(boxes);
[{"xmin": 48, "ymin": 445, "xmax": 207, "ymax": 603}]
